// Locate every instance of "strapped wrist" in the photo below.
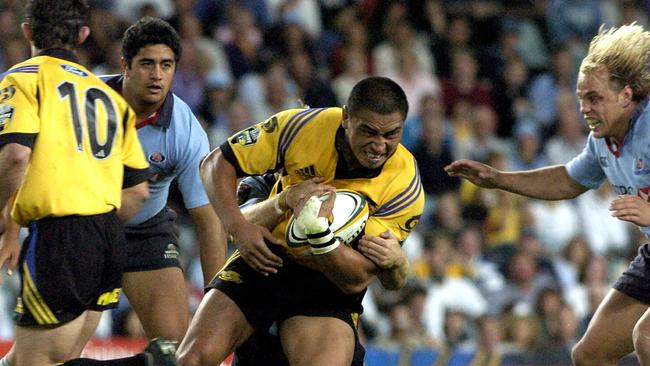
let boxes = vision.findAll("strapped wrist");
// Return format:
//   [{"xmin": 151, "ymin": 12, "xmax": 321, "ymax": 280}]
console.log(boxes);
[{"xmin": 308, "ymin": 228, "xmax": 340, "ymax": 255}]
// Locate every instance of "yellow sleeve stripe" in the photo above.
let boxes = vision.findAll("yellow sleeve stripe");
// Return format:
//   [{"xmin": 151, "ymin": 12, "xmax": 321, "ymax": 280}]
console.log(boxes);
[
  {"xmin": 21, "ymin": 262, "xmax": 58, "ymax": 325},
  {"xmin": 374, "ymin": 158, "xmax": 423, "ymax": 217}
]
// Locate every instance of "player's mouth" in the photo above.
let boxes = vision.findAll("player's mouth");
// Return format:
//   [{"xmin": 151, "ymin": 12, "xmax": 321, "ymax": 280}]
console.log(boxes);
[
  {"xmin": 586, "ymin": 118, "xmax": 601, "ymax": 131},
  {"xmin": 365, "ymin": 151, "xmax": 385, "ymax": 165},
  {"xmin": 146, "ymin": 84, "xmax": 163, "ymax": 94}
]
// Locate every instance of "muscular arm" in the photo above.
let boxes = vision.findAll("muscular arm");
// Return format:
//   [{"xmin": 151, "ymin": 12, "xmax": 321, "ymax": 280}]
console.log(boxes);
[
  {"xmin": 116, "ymin": 181, "xmax": 150, "ymax": 222},
  {"xmin": 188, "ymin": 204, "xmax": 228, "ymax": 285},
  {"xmin": 359, "ymin": 231, "xmax": 409, "ymax": 290},
  {"xmin": 311, "ymin": 244, "xmax": 380, "ymax": 294},
  {"xmin": 445, "ymin": 160, "xmax": 588, "ymax": 200},
  {"xmin": 0, "ymin": 143, "xmax": 30, "ymax": 211}
]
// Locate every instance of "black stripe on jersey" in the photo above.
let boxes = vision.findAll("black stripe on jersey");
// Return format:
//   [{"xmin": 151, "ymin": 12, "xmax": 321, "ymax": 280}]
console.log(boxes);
[
  {"xmin": 0, "ymin": 132, "xmax": 37, "ymax": 149},
  {"xmin": 123, "ymin": 166, "xmax": 152, "ymax": 188},
  {"xmin": 219, "ymin": 141, "xmax": 248, "ymax": 178}
]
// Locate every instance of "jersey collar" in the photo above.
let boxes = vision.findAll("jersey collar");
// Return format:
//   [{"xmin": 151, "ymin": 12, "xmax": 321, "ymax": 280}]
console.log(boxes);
[
  {"xmin": 37, "ymin": 48, "xmax": 79, "ymax": 64},
  {"xmin": 103, "ymin": 74, "xmax": 174, "ymax": 129},
  {"xmin": 605, "ymin": 99, "xmax": 648, "ymax": 157}
]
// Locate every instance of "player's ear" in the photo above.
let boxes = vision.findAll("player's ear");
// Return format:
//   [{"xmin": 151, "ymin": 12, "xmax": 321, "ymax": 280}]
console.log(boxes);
[
  {"xmin": 78, "ymin": 26, "xmax": 90, "ymax": 45},
  {"xmin": 619, "ymin": 85, "xmax": 633, "ymax": 108},
  {"xmin": 21, "ymin": 22, "xmax": 33, "ymax": 43},
  {"xmin": 121, "ymin": 57, "xmax": 129, "ymax": 73}
]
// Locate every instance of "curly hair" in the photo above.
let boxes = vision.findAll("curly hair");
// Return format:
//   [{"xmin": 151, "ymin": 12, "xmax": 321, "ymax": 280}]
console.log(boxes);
[
  {"xmin": 580, "ymin": 22, "xmax": 650, "ymax": 101},
  {"xmin": 25, "ymin": 0, "xmax": 89, "ymax": 50},
  {"xmin": 121, "ymin": 17, "xmax": 182, "ymax": 66}
]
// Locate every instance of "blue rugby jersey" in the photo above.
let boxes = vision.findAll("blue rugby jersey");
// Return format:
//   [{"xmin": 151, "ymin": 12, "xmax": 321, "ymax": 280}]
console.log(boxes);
[
  {"xmin": 103, "ymin": 75, "xmax": 210, "ymax": 225},
  {"xmin": 567, "ymin": 100, "xmax": 650, "ymax": 235}
]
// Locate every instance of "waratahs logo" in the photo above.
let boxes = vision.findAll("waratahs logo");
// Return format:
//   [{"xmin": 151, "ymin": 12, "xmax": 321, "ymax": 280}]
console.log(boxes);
[
  {"xmin": 635, "ymin": 157, "xmax": 650, "ymax": 175},
  {"xmin": 149, "ymin": 152, "xmax": 166, "ymax": 163}
]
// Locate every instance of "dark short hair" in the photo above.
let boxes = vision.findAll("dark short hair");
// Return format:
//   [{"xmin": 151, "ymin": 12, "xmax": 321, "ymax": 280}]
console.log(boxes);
[
  {"xmin": 347, "ymin": 77, "xmax": 409, "ymax": 120},
  {"xmin": 25, "ymin": 0, "xmax": 89, "ymax": 50},
  {"xmin": 121, "ymin": 17, "xmax": 182, "ymax": 66}
]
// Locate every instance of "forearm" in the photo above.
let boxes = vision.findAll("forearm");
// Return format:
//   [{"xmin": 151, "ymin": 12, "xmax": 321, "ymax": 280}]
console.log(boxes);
[
  {"xmin": 377, "ymin": 256, "xmax": 409, "ymax": 290},
  {"xmin": 116, "ymin": 181, "xmax": 149, "ymax": 222},
  {"xmin": 498, "ymin": 165, "xmax": 587, "ymax": 200},
  {"xmin": 190, "ymin": 205, "xmax": 229, "ymax": 285},
  {"xmin": 312, "ymin": 245, "xmax": 378, "ymax": 294},
  {"xmin": 241, "ymin": 191, "xmax": 288, "ymax": 230},
  {"xmin": 0, "ymin": 144, "xmax": 30, "ymax": 210}
]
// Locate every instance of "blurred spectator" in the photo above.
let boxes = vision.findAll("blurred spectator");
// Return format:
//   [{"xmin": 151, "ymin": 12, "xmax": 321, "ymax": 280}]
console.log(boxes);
[
  {"xmin": 287, "ymin": 51, "xmax": 338, "ymax": 107},
  {"xmin": 178, "ymin": 11, "xmax": 232, "ymax": 81},
  {"xmin": 577, "ymin": 182, "xmax": 633, "ymax": 256},
  {"xmin": 216, "ymin": 3, "xmax": 264, "ymax": 79},
  {"xmin": 493, "ymin": 56, "xmax": 532, "ymax": 138},
  {"xmin": 92, "ymin": 38, "xmax": 124, "ymax": 75},
  {"xmin": 373, "ymin": 19, "xmax": 434, "ymax": 77},
  {"xmin": 331, "ymin": 49, "xmax": 369, "ymax": 105},
  {"xmin": 544, "ymin": 91, "xmax": 588, "ymax": 165},
  {"xmin": 441, "ymin": 47, "xmax": 495, "ymax": 117},
  {"xmin": 267, "ymin": 0, "xmax": 322, "ymax": 38},
  {"xmin": 419, "ymin": 231, "xmax": 488, "ymax": 342},
  {"xmin": 526, "ymin": 198, "xmax": 581, "ymax": 256},
  {"xmin": 501, "ymin": 312, "xmax": 542, "ymax": 355},
  {"xmin": 238, "ymin": 58, "xmax": 301, "ymax": 122},
  {"xmin": 403, "ymin": 93, "xmax": 453, "ymax": 151},
  {"xmin": 507, "ymin": 120, "xmax": 549, "ymax": 171},
  {"xmin": 467, "ymin": 105, "xmax": 510, "ymax": 163},
  {"xmin": 111, "ymin": 0, "xmax": 174, "ymax": 22},
  {"xmin": 385, "ymin": 46, "xmax": 441, "ymax": 119}
]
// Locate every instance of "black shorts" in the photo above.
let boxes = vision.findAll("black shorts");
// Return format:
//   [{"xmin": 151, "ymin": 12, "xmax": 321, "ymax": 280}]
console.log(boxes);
[
  {"xmin": 209, "ymin": 249, "xmax": 365, "ymax": 364},
  {"xmin": 614, "ymin": 243, "xmax": 650, "ymax": 304},
  {"xmin": 123, "ymin": 207, "xmax": 181, "ymax": 272},
  {"xmin": 14, "ymin": 212, "xmax": 126, "ymax": 328}
]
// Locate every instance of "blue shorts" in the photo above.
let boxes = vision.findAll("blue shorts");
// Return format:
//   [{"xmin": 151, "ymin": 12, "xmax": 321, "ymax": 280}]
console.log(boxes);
[
  {"xmin": 614, "ymin": 243, "xmax": 650, "ymax": 304},
  {"xmin": 123, "ymin": 207, "xmax": 181, "ymax": 272}
]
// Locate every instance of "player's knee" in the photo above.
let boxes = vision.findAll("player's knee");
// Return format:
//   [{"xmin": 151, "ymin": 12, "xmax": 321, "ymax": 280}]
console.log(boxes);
[
  {"xmin": 177, "ymin": 340, "xmax": 224, "ymax": 366},
  {"xmin": 633, "ymin": 320, "xmax": 650, "ymax": 356}
]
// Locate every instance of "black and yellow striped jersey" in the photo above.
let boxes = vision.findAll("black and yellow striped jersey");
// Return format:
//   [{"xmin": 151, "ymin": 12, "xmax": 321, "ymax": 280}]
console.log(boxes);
[
  {"xmin": 221, "ymin": 107, "xmax": 424, "ymax": 256},
  {"xmin": 0, "ymin": 49, "xmax": 149, "ymax": 225}
]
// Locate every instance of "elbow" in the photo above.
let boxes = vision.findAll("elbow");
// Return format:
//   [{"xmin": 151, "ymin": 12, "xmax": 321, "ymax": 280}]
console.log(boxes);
[
  {"xmin": 337, "ymin": 276, "xmax": 373, "ymax": 295},
  {"xmin": 134, "ymin": 182, "xmax": 150, "ymax": 206}
]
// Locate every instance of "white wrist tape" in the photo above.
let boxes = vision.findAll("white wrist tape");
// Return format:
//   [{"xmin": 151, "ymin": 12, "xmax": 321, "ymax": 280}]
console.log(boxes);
[
  {"xmin": 307, "ymin": 228, "xmax": 341, "ymax": 255},
  {"xmin": 296, "ymin": 196, "xmax": 329, "ymax": 234}
]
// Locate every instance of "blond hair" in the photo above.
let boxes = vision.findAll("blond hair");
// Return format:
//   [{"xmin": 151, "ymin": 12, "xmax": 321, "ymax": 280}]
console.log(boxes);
[{"xmin": 580, "ymin": 22, "xmax": 650, "ymax": 101}]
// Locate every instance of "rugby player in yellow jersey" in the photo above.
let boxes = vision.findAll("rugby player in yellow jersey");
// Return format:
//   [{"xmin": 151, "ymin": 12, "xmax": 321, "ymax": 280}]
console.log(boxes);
[
  {"xmin": 178, "ymin": 76, "xmax": 424, "ymax": 366},
  {"xmin": 0, "ymin": 1, "xmax": 176, "ymax": 365}
]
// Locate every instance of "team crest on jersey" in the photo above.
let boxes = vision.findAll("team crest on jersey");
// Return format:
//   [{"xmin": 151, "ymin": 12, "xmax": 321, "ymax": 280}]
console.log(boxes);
[
  {"xmin": 0, "ymin": 85, "xmax": 15, "ymax": 102},
  {"xmin": 60, "ymin": 64, "xmax": 88, "ymax": 77},
  {"xmin": 635, "ymin": 158, "xmax": 650, "ymax": 175},
  {"xmin": 231, "ymin": 127, "xmax": 260, "ymax": 146},
  {"xmin": 261, "ymin": 116, "xmax": 278, "ymax": 133},
  {"xmin": 0, "ymin": 103, "xmax": 14, "ymax": 132},
  {"xmin": 164, "ymin": 244, "xmax": 179, "ymax": 259},
  {"xmin": 149, "ymin": 152, "xmax": 166, "ymax": 163}
]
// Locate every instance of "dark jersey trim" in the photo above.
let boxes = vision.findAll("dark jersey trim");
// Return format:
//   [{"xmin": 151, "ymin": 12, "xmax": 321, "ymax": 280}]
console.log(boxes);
[
  {"xmin": 123, "ymin": 166, "xmax": 152, "ymax": 188},
  {"xmin": 219, "ymin": 142, "xmax": 247, "ymax": 178},
  {"xmin": 0, "ymin": 133, "xmax": 37, "ymax": 149}
]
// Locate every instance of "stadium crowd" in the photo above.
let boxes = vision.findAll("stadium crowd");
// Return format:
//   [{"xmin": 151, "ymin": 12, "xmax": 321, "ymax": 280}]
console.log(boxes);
[{"xmin": 1, "ymin": 0, "xmax": 650, "ymax": 364}]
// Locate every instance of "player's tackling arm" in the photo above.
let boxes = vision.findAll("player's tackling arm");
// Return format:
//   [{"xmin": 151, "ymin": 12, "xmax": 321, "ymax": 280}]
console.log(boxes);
[
  {"xmin": 0, "ymin": 143, "xmax": 30, "ymax": 212},
  {"xmin": 358, "ymin": 231, "xmax": 408, "ymax": 290}
]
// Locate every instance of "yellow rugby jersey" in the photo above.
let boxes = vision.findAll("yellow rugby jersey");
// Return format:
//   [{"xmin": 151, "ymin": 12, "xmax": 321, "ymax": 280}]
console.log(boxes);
[
  {"xmin": 0, "ymin": 49, "xmax": 149, "ymax": 225},
  {"xmin": 221, "ymin": 107, "xmax": 424, "ymax": 256}
]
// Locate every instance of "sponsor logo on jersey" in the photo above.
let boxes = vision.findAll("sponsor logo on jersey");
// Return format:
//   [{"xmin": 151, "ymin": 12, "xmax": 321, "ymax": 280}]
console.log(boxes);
[
  {"xmin": 639, "ymin": 187, "xmax": 650, "ymax": 202},
  {"xmin": 0, "ymin": 103, "xmax": 14, "ymax": 132},
  {"xmin": 164, "ymin": 244, "xmax": 179, "ymax": 259},
  {"xmin": 294, "ymin": 165, "xmax": 316, "ymax": 177},
  {"xmin": 0, "ymin": 85, "xmax": 15, "ymax": 102},
  {"xmin": 149, "ymin": 152, "xmax": 166, "ymax": 163},
  {"xmin": 218, "ymin": 270, "xmax": 243, "ymax": 283},
  {"xmin": 635, "ymin": 158, "xmax": 650, "ymax": 175},
  {"xmin": 61, "ymin": 64, "xmax": 88, "ymax": 77},
  {"xmin": 231, "ymin": 127, "xmax": 260, "ymax": 146},
  {"xmin": 599, "ymin": 156, "xmax": 608, "ymax": 167},
  {"xmin": 398, "ymin": 214, "xmax": 421, "ymax": 233}
]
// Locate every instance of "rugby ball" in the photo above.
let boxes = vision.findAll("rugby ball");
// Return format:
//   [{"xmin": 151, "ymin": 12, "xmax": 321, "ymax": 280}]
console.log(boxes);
[{"xmin": 286, "ymin": 189, "xmax": 369, "ymax": 249}]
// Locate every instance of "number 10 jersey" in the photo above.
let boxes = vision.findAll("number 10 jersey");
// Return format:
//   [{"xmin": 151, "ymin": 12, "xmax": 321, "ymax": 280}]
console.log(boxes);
[{"xmin": 0, "ymin": 49, "xmax": 149, "ymax": 225}]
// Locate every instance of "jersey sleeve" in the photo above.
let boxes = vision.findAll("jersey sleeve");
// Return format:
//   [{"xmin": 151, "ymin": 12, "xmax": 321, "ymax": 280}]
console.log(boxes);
[
  {"xmin": 121, "ymin": 107, "xmax": 149, "ymax": 179},
  {"xmin": 0, "ymin": 72, "xmax": 40, "ymax": 147},
  {"xmin": 365, "ymin": 167, "xmax": 425, "ymax": 243},
  {"xmin": 176, "ymin": 110, "xmax": 211, "ymax": 209},
  {"xmin": 565, "ymin": 137, "xmax": 605, "ymax": 190},
  {"xmin": 219, "ymin": 108, "xmax": 309, "ymax": 177}
]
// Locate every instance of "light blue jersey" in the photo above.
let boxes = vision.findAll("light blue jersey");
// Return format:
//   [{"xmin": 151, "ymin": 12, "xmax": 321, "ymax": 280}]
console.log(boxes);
[
  {"xmin": 104, "ymin": 75, "xmax": 210, "ymax": 225},
  {"xmin": 566, "ymin": 100, "xmax": 650, "ymax": 235}
]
